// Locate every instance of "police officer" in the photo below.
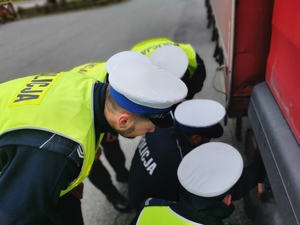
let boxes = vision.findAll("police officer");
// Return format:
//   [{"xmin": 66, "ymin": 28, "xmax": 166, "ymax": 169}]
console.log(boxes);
[
  {"xmin": 130, "ymin": 142, "xmax": 244, "ymax": 225},
  {"xmin": 131, "ymin": 37, "xmax": 206, "ymax": 100},
  {"xmin": 0, "ymin": 51, "xmax": 188, "ymax": 225},
  {"xmin": 70, "ymin": 60, "xmax": 131, "ymax": 213},
  {"xmin": 128, "ymin": 99, "xmax": 226, "ymax": 212},
  {"xmin": 69, "ymin": 46, "xmax": 192, "ymax": 212}
]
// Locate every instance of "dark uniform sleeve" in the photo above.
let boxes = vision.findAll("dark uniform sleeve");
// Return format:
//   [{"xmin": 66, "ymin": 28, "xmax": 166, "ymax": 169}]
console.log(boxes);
[
  {"xmin": 230, "ymin": 155, "xmax": 267, "ymax": 201},
  {"xmin": 186, "ymin": 53, "xmax": 207, "ymax": 100},
  {"xmin": 0, "ymin": 129, "xmax": 82, "ymax": 225}
]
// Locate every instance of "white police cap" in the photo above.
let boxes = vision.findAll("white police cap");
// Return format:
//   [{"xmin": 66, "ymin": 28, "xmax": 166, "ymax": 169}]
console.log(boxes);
[
  {"xmin": 149, "ymin": 45, "xmax": 189, "ymax": 79},
  {"xmin": 106, "ymin": 51, "xmax": 152, "ymax": 74},
  {"xmin": 174, "ymin": 99, "xmax": 225, "ymax": 138},
  {"xmin": 178, "ymin": 142, "xmax": 243, "ymax": 197},
  {"xmin": 107, "ymin": 51, "xmax": 188, "ymax": 128}
]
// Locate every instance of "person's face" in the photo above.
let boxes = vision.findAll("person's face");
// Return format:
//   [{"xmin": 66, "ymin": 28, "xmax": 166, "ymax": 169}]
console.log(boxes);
[
  {"xmin": 116, "ymin": 119, "xmax": 155, "ymax": 139},
  {"xmin": 189, "ymin": 134, "xmax": 211, "ymax": 146},
  {"xmin": 199, "ymin": 136, "xmax": 211, "ymax": 145}
]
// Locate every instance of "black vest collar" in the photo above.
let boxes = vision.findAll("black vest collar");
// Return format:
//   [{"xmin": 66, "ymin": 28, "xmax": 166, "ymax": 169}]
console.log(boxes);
[{"xmin": 93, "ymin": 82, "xmax": 118, "ymax": 142}]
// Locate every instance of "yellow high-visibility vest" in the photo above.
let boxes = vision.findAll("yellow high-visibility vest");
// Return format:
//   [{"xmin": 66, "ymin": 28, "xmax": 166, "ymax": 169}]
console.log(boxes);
[
  {"xmin": 136, "ymin": 206, "xmax": 203, "ymax": 225},
  {"xmin": 0, "ymin": 71, "xmax": 104, "ymax": 195},
  {"xmin": 70, "ymin": 62, "xmax": 107, "ymax": 82}
]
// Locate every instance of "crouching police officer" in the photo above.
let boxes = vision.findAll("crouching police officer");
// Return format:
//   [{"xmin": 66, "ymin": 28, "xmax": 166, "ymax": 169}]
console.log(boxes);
[
  {"xmin": 131, "ymin": 37, "xmax": 206, "ymax": 100},
  {"xmin": 128, "ymin": 99, "xmax": 266, "ymax": 215},
  {"xmin": 130, "ymin": 142, "xmax": 244, "ymax": 225},
  {"xmin": 0, "ymin": 51, "xmax": 187, "ymax": 225},
  {"xmin": 128, "ymin": 99, "xmax": 226, "ymax": 211}
]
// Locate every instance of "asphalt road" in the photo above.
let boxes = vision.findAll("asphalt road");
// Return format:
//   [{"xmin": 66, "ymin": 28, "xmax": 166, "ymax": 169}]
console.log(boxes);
[{"xmin": 1, "ymin": 0, "xmax": 255, "ymax": 224}]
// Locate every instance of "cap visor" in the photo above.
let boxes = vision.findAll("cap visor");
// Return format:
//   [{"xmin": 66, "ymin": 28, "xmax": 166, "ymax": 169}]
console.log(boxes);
[
  {"xmin": 150, "ymin": 113, "xmax": 174, "ymax": 128},
  {"xmin": 206, "ymin": 123, "xmax": 224, "ymax": 138}
]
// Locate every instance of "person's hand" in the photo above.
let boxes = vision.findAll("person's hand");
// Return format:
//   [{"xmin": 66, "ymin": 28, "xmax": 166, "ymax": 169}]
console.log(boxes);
[
  {"xmin": 222, "ymin": 194, "xmax": 232, "ymax": 206},
  {"xmin": 106, "ymin": 132, "xmax": 118, "ymax": 142},
  {"xmin": 94, "ymin": 146, "xmax": 102, "ymax": 161}
]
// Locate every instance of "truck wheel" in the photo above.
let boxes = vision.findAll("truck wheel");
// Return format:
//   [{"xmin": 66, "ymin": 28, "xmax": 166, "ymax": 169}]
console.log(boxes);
[{"xmin": 243, "ymin": 128, "xmax": 260, "ymax": 220}]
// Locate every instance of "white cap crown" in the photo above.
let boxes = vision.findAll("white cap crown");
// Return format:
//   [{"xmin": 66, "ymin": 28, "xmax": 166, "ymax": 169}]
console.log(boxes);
[
  {"xmin": 107, "ymin": 51, "xmax": 188, "ymax": 110},
  {"xmin": 174, "ymin": 99, "xmax": 225, "ymax": 127},
  {"xmin": 178, "ymin": 142, "xmax": 243, "ymax": 197},
  {"xmin": 150, "ymin": 45, "xmax": 189, "ymax": 79}
]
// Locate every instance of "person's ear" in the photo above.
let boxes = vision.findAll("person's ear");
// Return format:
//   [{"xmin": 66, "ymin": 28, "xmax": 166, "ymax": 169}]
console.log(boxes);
[
  {"xmin": 222, "ymin": 194, "xmax": 232, "ymax": 206},
  {"xmin": 117, "ymin": 113, "xmax": 132, "ymax": 129},
  {"xmin": 190, "ymin": 134, "xmax": 202, "ymax": 145}
]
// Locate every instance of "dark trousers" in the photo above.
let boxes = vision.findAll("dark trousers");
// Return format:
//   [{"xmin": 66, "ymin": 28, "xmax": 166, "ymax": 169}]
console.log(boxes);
[
  {"xmin": 102, "ymin": 136, "xmax": 127, "ymax": 178},
  {"xmin": 88, "ymin": 136, "xmax": 127, "ymax": 196},
  {"xmin": 55, "ymin": 193, "xmax": 84, "ymax": 225}
]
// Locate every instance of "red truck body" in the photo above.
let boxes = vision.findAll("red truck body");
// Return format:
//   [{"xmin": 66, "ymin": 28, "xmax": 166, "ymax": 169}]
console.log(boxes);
[
  {"xmin": 266, "ymin": 0, "xmax": 300, "ymax": 143},
  {"xmin": 209, "ymin": 0, "xmax": 274, "ymax": 118},
  {"xmin": 207, "ymin": 0, "xmax": 300, "ymax": 224}
]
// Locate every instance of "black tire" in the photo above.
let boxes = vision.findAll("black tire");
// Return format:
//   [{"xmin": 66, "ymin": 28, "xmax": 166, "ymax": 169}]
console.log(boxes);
[{"xmin": 243, "ymin": 128, "xmax": 259, "ymax": 220}]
